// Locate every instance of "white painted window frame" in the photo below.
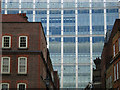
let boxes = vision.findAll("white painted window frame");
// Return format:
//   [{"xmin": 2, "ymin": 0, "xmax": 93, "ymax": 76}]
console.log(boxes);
[
  {"xmin": 113, "ymin": 44, "xmax": 115, "ymax": 57},
  {"xmin": 1, "ymin": 83, "xmax": 9, "ymax": 90},
  {"xmin": 118, "ymin": 38, "xmax": 120, "ymax": 52},
  {"xmin": 2, "ymin": 36, "xmax": 11, "ymax": 48},
  {"xmin": 19, "ymin": 36, "xmax": 28, "ymax": 48},
  {"xmin": 117, "ymin": 62, "xmax": 119, "ymax": 80},
  {"xmin": 18, "ymin": 57, "xmax": 27, "ymax": 74},
  {"xmin": 1, "ymin": 57, "xmax": 10, "ymax": 74},
  {"xmin": 114, "ymin": 64, "xmax": 116, "ymax": 81},
  {"xmin": 17, "ymin": 83, "xmax": 26, "ymax": 90}
]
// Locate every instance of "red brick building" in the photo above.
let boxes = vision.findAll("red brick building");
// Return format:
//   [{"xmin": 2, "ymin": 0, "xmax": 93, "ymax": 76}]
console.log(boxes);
[
  {"xmin": 101, "ymin": 19, "xmax": 120, "ymax": 89},
  {"xmin": 0, "ymin": 14, "xmax": 59, "ymax": 89}
]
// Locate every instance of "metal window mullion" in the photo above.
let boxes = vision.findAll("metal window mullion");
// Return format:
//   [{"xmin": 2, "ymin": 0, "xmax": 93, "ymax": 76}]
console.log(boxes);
[
  {"xmin": 89, "ymin": 0, "xmax": 93, "ymax": 87},
  {"xmin": 75, "ymin": 0, "xmax": 78, "ymax": 88},
  {"xmin": 33, "ymin": 0, "xmax": 35, "ymax": 22},
  {"xmin": 47, "ymin": 0, "xmax": 49, "ymax": 49},
  {"xmin": 104, "ymin": 0, "xmax": 107, "ymax": 37},
  {"xmin": 19, "ymin": 0, "xmax": 21, "ymax": 13},
  {"xmin": 5, "ymin": 0, "xmax": 7, "ymax": 14},
  {"xmin": 61, "ymin": 0, "xmax": 63, "ymax": 88}
]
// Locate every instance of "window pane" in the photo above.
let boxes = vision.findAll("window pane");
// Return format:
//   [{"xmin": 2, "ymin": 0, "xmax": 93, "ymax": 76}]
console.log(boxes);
[
  {"xmin": 19, "ymin": 36, "xmax": 27, "ymax": 48},
  {"xmin": 119, "ymin": 38, "xmax": 120, "ymax": 51},
  {"xmin": 3, "ymin": 36, "xmax": 10, "ymax": 48},
  {"xmin": 18, "ymin": 57, "xmax": 27, "ymax": 73},
  {"xmin": 19, "ymin": 84, "xmax": 25, "ymax": 90},
  {"xmin": 2, "ymin": 84, "xmax": 9, "ymax": 90},
  {"xmin": 2, "ymin": 57, "xmax": 10, "ymax": 73}
]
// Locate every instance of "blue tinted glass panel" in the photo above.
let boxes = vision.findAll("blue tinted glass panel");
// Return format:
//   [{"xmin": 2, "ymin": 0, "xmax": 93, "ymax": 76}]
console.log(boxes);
[
  {"xmin": 64, "ymin": 10, "xmax": 75, "ymax": 14},
  {"xmin": 27, "ymin": 17, "xmax": 33, "ymax": 22},
  {"xmin": 63, "ymin": 26, "xmax": 75, "ymax": 35},
  {"xmin": 78, "ymin": 10, "xmax": 89, "ymax": 14},
  {"xmin": 106, "ymin": 9, "xmax": 118, "ymax": 13},
  {"xmin": 92, "ymin": 37, "xmax": 104, "ymax": 54},
  {"xmin": 49, "ymin": 37, "xmax": 61, "ymax": 42},
  {"xmin": 63, "ymin": 2, "xmax": 75, "ymax": 8},
  {"xmin": 78, "ymin": 37, "xmax": 90, "ymax": 53},
  {"xmin": 49, "ymin": 37, "xmax": 61, "ymax": 53},
  {"xmin": 64, "ymin": 37, "xmax": 75, "ymax": 43},
  {"xmin": 107, "ymin": 25, "xmax": 113, "ymax": 30},
  {"xmin": 49, "ymin": 26, "xmax": 61, "ymax": 35},
  {"xmin": 63, "ymin": 17, "xmax": 75, "ymax": 23},
  {"xmin": 7, "ymin": 2, "xmax": 19, "ymax": 8},
  {"xmin": 2, "ymin": 0, "xmax": 5, "ymax": 2},
  {"xmin": 7, "ymin": 10, "xmax": 19, "ymax": 14},
  {"xmin": 41, "ymin": 17, "xmax": 47, "ymax": 23},
  {"xmin": 43, "ymin": 26, "xmax": 47, "ymax": 35},
  {"xmin": 2, "ymin": 10, "xmax": 5, "ymax": 14},
  {"xmin": 21, "ymin": 2, "xmax": 33, "ymax": 8},
  {"xmin": 63, "ymin": 65, "xmax": 76, "ymax": 88},
  {"xmin": 63, "ymin": 54, "xmax": 75, "ymax": 63},
  {"xmin": 1, "ymin": 2, "xmax": 5, "ymax": 8},
  {"xmin": 78, "ymin": 65, "xmax": 90, "ymax": 74},
  {"xmin": 77, "ymin": 2, "xmax": 89, "ymax": 7},
  {"xmin": 92, "ymin": 37, "xmax": 104, "ymax": 43},
  {"xmin": 49, "ymin": 17, "xmax": 61, "ymax": 23},
  {"xmin": 78, "ymin": 14, "xmax": 89, "ymax": 26},
  {"xmin": 78, "ymin": 37, "xmax": 90, "ymax": 43},
  {"xmin": 92, "ymin": 26, "xmax": 104, "ymax": 34},
  {"xmin": 78, "ymin": 54, "xmax": 90, "ymax": 63},
  {"xmin": 49, "ymin": 2, "xmax": 61, "ymax": 8},
  {"xmin": 107, "ymin": 13, "xmax": 119, "ymax": 25},
  {"xmin": 92, "ymin": 13, "xmax": 104, "ymax": 25},
  {"xmin": 35, "ymin": 10, "xmax": 47, "ymax": 14},
  {"xmin": 63, "ymin": 37, "xmax": 75, "ymax": 53},
  {"xmin": 35, "ymin": 2, "xmax": 47, "ymax": 8},
  {"xmin": 92, "ymin": 2, "xmax": 104, "ymax": 8},
  {"xmin": 106, "ymin": 2, "xmax": 118, "ymax": 8},
  {"xmin": 92, "ymin": 9, "xmax": 104, "ymax": 13},
  {"xmin": 78, "ymin": 26, "xmax": 90, "ymax": 35},
  {"xmin": 50, "ymin": 10, "xmax": 61, "ymax": 14},
  {"xmin": 21, "ymin": 10, "xmax": 33, "ymax": 14}
]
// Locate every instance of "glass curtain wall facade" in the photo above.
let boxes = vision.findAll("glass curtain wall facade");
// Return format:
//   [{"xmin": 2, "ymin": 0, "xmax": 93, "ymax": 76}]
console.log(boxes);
[{"xmin": 1, "ymin": 0, "xmax": 119, "ymax": 88}]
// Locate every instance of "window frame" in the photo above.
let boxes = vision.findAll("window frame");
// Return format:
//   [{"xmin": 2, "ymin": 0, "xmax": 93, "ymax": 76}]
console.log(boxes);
[
  {"xmin": 19, "ymin": 36, "xmax": 28, "ymax": 49},
  {"xmin": 1, "ymin": 83, "xmax": 9, "ymax": 90},
  {"xmin": 119, "ymin": 38, "xmax": 120, "ymax": 52},
  {"xmin": 17, "ymin": 83, "xmax": 26, "ymax": 90},
  {"xmin": 113, "ymin": 44, "xmax": 115, "ymax": 57},
  {"xmin": 2, "ymin": 35, "xmax": 11, "ymax": 49},
  {"xmin": 114, "ymin": 64, "xmax": 116, "ymax": 81},
  {"xmin": 18, "ymin": 57, "xmax": 27, "ymax": 74},
  {"xmin": 1, "ymin": 57, "xmax": 10, "ymax": 74},
  {"xmin": 117, "ymin": 62, "xmax": 119, "ymax": 80}
]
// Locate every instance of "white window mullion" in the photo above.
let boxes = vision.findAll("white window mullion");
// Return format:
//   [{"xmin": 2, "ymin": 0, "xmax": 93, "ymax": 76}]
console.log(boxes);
[
  {"xmin": 118, "ymin": 38, "xmax": 120, "ymax": 51},
  {"xmin": 18, "ymin": 57, "xmax": 27, "ymax": 74},
  {"xmin": 17, "ymin": 83, "xmax": 26, "ymax": 90},
  {"xmin": 1, "ymin": 83, "xmax": 9, "ymax": 89},
  {"xmin": 114, "ymin": 65, "xmax": 116, "ymax": 81},
  {"xmin": 1, "ymin": 57, "xmax": 10, "ymax": 74},
  {"xmin": 117, "ymin": 63, "xmax": 119, "ymax": 80},
  {"xmin": 2, "ymin": 36, "xmax": 11, "ymax": 48},
  {"xmin": 19, "ymin": 36, "xmax": 28, "ymax": 48},
  {"xmin": 113, "ymin": 44, "xmax": 115, "ymax": 57}
]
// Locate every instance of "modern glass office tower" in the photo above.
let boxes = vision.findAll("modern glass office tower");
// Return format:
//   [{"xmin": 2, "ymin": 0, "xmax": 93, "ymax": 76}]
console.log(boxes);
[{"xmin": 1, "ymin": 0, "xmax": 119, "ymax": 88}]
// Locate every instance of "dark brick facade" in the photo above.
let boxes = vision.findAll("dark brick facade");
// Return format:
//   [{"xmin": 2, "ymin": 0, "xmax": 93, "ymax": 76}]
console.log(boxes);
[
  {"xmin": 1, "ymin": 14, "xmax": 59, "ymax": 89},
  {"xmin": 101, "ymin": 19, "xmax": 120, "ymax": 89},
  {"xmin": 93, "ymin": 58, "xmax": 101, "ymax": 88}
]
